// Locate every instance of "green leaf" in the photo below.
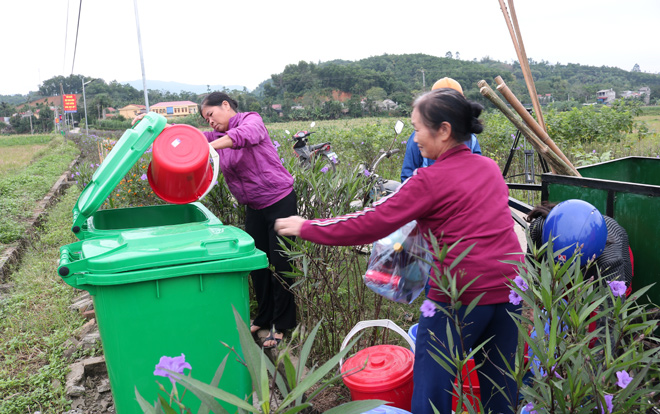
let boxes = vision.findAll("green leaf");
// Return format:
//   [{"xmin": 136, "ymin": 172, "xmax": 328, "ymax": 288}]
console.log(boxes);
[
  {"xmin": 157, "ymin": 395, "xmax": 179, "ymax": 414},
  {"xmin": 135, "ymin": 386, "xmax": 157, "ymax": 414},
  {"xmin": 278, "ymin": 334, "xmax": 364, "ymax": 409},
  {"xmin": 167, "ymin": 372, "xmax": 251, "ymax": 414},
  {"xmin": 323, "ymin": 400, "xmax": 388, "ymax": 414},
  {"xmin": 448, "ymin": 242, "xmax": 474, "ymax": 271},
  {"xmin": 297, "ymin": 320, "xmax": 322, "ymax": 383},
  {"xmin": 232, "ymin": 307, "xmax": 264, "ymax": 395},
  {"xmin": 279, "ymin": 403, "xmax": 312, "ymax": 414},
  {"xmin": 197, "ymin": 354, "xmax": 229, "ymax": 414}
]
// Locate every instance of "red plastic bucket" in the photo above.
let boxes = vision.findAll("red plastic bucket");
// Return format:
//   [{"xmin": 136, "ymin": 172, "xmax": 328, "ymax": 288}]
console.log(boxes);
[
  {"xmin": 451, "ymin": 358, "xmax": 481, "ymax": 413},
  {"xmin": 147, "ymin": 125, "xmax": 218, "ymax": 204},
  {"xmin": 342, "ymin": 345, "xmax": 414, "ymax": 411},
  {"xmin": 340, "ymin": 320, "xmax": 416, "ymax": 411}
]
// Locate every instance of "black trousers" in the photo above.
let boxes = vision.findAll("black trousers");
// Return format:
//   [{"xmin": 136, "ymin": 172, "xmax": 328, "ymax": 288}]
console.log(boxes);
[{"xmin": 246, "ymin": 190, "xmax": 297, "ymax": 332}]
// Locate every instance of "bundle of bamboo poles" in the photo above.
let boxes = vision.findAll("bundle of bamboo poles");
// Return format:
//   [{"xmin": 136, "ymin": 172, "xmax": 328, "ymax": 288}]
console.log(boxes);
[{"xmin": 479, "ymin": 79, "xmax": 580, "ymax": 177}]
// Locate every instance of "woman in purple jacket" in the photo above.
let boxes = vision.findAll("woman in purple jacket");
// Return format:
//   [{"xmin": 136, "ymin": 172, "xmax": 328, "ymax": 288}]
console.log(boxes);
[
  {"xmin": 275, "ymin": 89, "xmax": 522, "ymax": 414},
  {"xmin": 200, "ymin": 92, "xmax": 296, "ymax": 348}
]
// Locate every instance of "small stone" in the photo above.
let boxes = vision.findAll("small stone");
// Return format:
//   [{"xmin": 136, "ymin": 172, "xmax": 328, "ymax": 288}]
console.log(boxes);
[
  {"xmin": 65, "ymin": 362, "xmax": 85, "ymax": 388},
  {"xmin": 83, "ymin": 355, "xmax": 107, "ymax": 376},
  {"xmin": 66, "ymin": 385, "xmax": 86, "ymax": 397},
  {"xmin": 97, "ymin": 378, "xmax": 111, "ymax": 393},
  {"xmin": 76, "ymin": 318, "xmax": 97, "ymax": 340}
]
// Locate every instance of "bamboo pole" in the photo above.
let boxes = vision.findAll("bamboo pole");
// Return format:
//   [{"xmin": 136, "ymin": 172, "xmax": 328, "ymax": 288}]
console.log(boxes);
[
  {"xmin": 496, "ymin": 0, "xmax": 546, "ymax": 131},
  {"xmin": 494, "ymin": 76, "xmax": 581, "ymax": 176},
  {"xmin": 507, "ymin": 0, "xmax": 546, "ymax": 131},
  {"xmin": 478, "ymin": 80, "xmax": 579, "ymax": 177}
]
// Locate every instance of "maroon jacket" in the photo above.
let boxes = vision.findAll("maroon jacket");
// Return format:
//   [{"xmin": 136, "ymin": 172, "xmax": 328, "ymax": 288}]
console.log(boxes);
[
  {"xmin": 300, "ymin": 145, "xmax": 523, "ymax": 305},
  {"xmin": 203, "ymin": 112, "xmax": 293, "ymax": 210}
]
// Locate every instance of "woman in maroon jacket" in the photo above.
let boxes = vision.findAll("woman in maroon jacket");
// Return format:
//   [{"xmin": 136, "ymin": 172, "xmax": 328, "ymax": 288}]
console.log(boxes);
[{"xmin": 276, "ymin": 89, "xmax": 523, "ymax": 414}]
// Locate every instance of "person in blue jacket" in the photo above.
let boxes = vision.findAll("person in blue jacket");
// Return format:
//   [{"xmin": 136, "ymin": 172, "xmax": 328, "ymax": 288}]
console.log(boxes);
[{"xmin": 401, "ymin": 77, "xmax": 482, "ymax": 182}]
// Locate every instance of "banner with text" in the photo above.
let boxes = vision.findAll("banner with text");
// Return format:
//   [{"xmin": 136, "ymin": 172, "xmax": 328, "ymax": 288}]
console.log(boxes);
[{"xmin": 63, "ymin": 94, "xmax": 77, "ymax": 113}]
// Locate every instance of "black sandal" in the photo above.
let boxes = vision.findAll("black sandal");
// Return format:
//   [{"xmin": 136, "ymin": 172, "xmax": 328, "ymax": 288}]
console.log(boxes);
[{"xmin": 262, "ymin": 330, "xmax": 283, "ymax": 349}]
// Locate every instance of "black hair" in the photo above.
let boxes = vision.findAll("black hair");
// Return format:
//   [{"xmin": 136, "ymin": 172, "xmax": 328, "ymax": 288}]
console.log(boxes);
[
  {"xmin": 413, "ymin": 88, "xmax": 484, "ymax": 143},
  {"xmin": 199, "ymin": 92, "xmax": 239, "ymax": 118},
  {"xmin": 525, "ymin": 201, "xmax": 558, "ymax": 222}
]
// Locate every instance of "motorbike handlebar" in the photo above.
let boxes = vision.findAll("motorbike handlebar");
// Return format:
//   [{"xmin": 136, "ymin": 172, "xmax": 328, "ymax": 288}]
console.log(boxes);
[{"xmin": 294, "ymin": 131, "xmax": 315, "ymax": 140}]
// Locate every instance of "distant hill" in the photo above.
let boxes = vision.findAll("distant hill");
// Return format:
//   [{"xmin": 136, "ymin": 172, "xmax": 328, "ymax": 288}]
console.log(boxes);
[{"xmin": 123, "ymin": 80, "xmax": 248, "ymax": 94}]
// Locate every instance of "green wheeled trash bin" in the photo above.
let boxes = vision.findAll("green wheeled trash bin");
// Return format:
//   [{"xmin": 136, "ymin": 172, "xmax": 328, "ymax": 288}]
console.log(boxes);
[
  {"xmin": 58, "ymin": 112, "xmax": 268, "ymax": 413},
  {"xmin": 542, "ymin": 156, "xmax": 660, "ymax": 305}
]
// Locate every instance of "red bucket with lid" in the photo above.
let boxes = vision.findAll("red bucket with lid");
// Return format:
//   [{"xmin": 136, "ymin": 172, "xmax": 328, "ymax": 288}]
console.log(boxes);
[
  {"xmin": 147, "ymin": 124, "xmax": 219, "ymax": 204},
  {"xmin": 340, "ymin": 320, "xmax": 415, "ymax": 411}
]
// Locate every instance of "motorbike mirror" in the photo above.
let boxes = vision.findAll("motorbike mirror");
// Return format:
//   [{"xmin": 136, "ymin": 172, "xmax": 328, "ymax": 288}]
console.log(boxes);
[
  {"xmin": 310, "ymin": 122, "xmax": 316, "ymax": 128},
  {"xmin": 394, "ymin": 120, "xmax": 404, "ymax": 136}
]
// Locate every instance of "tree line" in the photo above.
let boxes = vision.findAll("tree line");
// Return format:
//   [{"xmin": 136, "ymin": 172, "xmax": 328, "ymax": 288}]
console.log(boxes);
[{"xmin": 2, "ymin": 53, "xmax": 658, "ymax": 133}]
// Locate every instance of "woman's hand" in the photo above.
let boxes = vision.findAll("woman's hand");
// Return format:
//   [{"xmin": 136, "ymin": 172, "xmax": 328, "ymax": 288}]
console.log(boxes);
[
  {"xmin": 131, "ymin": 113, "xmax": 146, "ymax": 126},
  {"xmin": 131, "ymin": 113, "xmax": 171, "ymax": 129},
  {"xmin": 275, "ymin": 216, "xmax": 306, "ymax": 237}
]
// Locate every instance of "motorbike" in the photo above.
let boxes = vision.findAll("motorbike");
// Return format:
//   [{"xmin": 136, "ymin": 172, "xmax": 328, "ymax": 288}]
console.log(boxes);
[
  {"xmin": 351, "ymin": 120, "xmax": 405, "ymax": 209},
  {"xmin": 291, "ymin": 122, "xmax": 339, "ymax": 172}
]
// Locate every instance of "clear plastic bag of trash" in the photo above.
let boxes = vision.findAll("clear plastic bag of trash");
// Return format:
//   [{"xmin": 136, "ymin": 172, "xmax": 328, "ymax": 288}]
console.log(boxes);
[{"xmin": 364, "ymin": 221, "xmax": 431, "ymax": 304}]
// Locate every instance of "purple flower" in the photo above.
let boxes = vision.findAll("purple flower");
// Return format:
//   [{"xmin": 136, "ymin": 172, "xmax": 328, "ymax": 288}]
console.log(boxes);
[
  {"xmin": 524, "ymin": 402, "xmax": 537, "ymax": 414},
  {"xmin": 90, "ymin": 163, "xmax": 94, "ymax": 168},
  {"xmin": 544, "ymin": 365, "xmax": 563, "ymax": 379},
  {"xmin": 273, "ymin": 140, "xmax": 280, "ymax": 149},
  {"xmin": 420, "ymin": 299, "xmax": 436, "ymax": 317},
  {"xmin": 607, "ymin": 280, "xmax": 627, "ymax": 297},
  {"xmin": 280, "ymin": 158, "xmax": 285, "ymax": 164},
  {"xmin": 321, "ymin": 166, "xmax": 329, "ymax": 173},
  {"xmin": 75, "ymin": 171, "xmax": 80, "ymax": 176},
  {"xmin": 513, "ymin": 275, "xmax": 528, "ymax": 292},
  {"xmin": 232, "ymin": 202, "xmax": 237, "ymax": 208},
  {"xmin": 71, "ymin": 173, "xmax": 75, "ymax": 178},
  {"xmin": 361, "ymin": 141, "xmax": 364, "ymax": 145},
  {"xmin": 330, "ymin": 155, "xmax": 338, "ymax": 164},
  {"xmin": 602, "ymin": 394, "xmax": 613, "ymax": 414},
  {"xmin": 140, "ymin": 174, "xmax": 147, "ymax": 181},
  {"xmin": 402, "ymin": 140, "xmax": 407, "ymax": 145},
  {"xmin": 616, "ymin": 370, "xmax": 633, "ymax": 388},
  {"xmin": 363, "ymin": 169, "xmax": 371, "ymax": 177},
  {"xmin": 509, "ymin": 290, "xmax": 522, "ymax": 305},
  {"xmin": 154, "ymin": 354, "xmax": 191, "ymax": 386}
]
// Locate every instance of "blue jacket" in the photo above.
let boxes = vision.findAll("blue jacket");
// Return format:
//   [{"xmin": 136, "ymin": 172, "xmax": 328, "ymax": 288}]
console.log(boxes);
[{"xmin": 400, "ymin": 132, "xmax": 482, "ymax": 182}]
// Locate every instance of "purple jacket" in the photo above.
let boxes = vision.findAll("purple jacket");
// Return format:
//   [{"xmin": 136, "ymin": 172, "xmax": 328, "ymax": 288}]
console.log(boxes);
[{"xmin": 203, "ymin": 112, "xmax": 293, "ymax": 210}]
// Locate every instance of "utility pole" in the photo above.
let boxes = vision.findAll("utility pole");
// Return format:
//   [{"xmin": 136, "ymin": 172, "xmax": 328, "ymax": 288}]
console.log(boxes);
[
  {"xmin": 134, "ymin": 0, "xmax": 150, "ymax": 112},
  {"xmin": 82, "ymin": 77, "xmax": 95, "ymax": 135},
  {"xmin": 59, "ymin": 83, "xmax": 68, "ymax": 133}
]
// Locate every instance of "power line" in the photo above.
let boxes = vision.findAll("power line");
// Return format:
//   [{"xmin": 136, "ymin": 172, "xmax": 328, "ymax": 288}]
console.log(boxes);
[
  {"xmin": 71, "ymin": 0, "xmax": 83, "ymax": 75},
  {"xmin": 63, "ymin": 0, "xmax": 70, "ymax": 74}
]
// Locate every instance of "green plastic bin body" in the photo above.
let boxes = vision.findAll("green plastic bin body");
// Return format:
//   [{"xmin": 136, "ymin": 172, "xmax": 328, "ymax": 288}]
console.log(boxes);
[
  {"xmin": 59, "ymin": 217, "xmax": 268, "ymax": 414},
  {"xmin": 542, "ymin": 157, "xmax": 660, "ymax": 305},
  {"xmin": 58, "ymin": 113, "xmax": 269, "ymax": 413}
]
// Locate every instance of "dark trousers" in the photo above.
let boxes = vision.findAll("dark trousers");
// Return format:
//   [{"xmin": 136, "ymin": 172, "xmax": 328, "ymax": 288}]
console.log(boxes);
[
  {"xmin": 246, "ymin": 190, "xmax": 297, "ymax": 332},
  {"xmin": 412, "ymin": 301, "xmax": 521, "ymax": 414}
]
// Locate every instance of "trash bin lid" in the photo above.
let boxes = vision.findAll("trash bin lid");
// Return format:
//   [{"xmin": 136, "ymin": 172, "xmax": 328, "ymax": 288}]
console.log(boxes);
[
  {"xmin": 59, "ymin": 222, "xmax": 261, "ymax": 277},
  {"xmin": 71, "ymin": 112, "xmax": 167, "ymax": 233},
  {"xmin": 341, "ymin": 345, "xmax": 414, "ymax": 392}
]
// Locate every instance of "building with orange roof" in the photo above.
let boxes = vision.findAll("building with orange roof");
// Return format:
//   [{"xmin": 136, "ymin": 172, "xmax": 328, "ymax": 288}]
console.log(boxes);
[{"xmin": 151, "ymin": 101, "xmax": 198, "ymax": 119}]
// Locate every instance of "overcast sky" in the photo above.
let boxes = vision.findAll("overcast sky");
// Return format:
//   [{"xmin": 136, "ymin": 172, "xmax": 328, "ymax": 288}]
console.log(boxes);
[{"xmin": 2, "ymin": 0, "xmax": 659, "ymax": 96}]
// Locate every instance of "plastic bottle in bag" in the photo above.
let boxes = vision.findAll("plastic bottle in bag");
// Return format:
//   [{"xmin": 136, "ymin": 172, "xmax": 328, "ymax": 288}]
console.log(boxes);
[{"xmin": 364, "ymin": 226, "xmax": 429, "ymax": 303}]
